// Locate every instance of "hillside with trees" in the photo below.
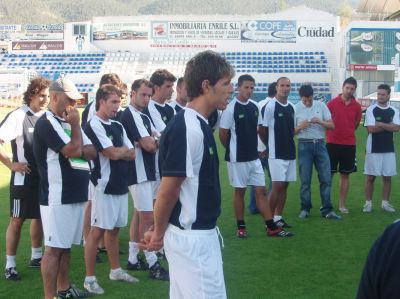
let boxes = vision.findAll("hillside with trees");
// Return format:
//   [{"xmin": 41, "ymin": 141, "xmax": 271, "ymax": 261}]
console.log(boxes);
[{"xmin": 0, "ymin": 0, "xmax": 358, "ymax": 23}]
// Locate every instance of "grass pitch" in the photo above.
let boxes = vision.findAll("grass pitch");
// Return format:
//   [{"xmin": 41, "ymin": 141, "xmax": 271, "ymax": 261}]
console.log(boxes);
[{"xmin": 0, "ymin": 108, "xmax": 399, "ymax": 298}]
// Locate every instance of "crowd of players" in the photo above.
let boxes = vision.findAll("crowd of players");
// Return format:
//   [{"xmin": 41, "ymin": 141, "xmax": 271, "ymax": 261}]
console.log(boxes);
[{"xmin": 0, "ymin": 50, "xmax": 399, "ymax": 298}]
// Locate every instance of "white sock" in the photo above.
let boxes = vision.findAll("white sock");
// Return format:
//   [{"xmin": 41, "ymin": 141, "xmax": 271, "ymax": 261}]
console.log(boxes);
[
  {"xmin": 382, "ymin": 200, "xmax": 389, "ymax": 205},
  {"xmin": 144, "ymin": 250, "xmax": 157, "ymax": 268},
  {"xmin": 6, "ymin": 255, "xmax": 16, "ymax": 269},
  {"xmin": 273, "ymin": 215, "xmax": 282, "ymax": 222},
  {"xmin": 128, "ymin": 241, "xmax": 139, "ymax": 264},
  {"xmin": 31, "ymin": 247, "xmax": 43, "ymax": 260},
  {"xmin": 85, "ymin": 275, "xmax": 96, "ymax": 283},
  {"xmin": 110, "ymin": 267, "xmax": 122, "ymax": 275}
]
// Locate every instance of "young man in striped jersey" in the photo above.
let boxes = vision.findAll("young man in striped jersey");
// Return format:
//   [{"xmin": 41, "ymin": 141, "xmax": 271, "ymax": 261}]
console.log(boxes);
[
  {"xmin": 121, "ymin": 79, "xmax": 169, "ymax": 281},
  {"xmin": 83, "ymin": 85, "xmax": 137, "ymax": 294},
  {"xmin": 169, "ymin": 77, "xmax": 189, "ymax": 113},
  {"xmin": 0, "ymin": 77, "xmax": 50, "ymax": 280},
  {"xmin": 220, "ymin": 75, "xmax": 292, "ymax": 238},
  {"xmin": 141, "ymin": 50, "xmax": 233, "ymax": 298}
]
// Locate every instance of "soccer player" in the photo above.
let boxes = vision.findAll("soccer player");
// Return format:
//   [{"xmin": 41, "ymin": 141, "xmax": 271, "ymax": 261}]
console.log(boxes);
[
  {"xmin": 145, "ymin": 69, "xmax": 176, "ymax": 132},
  {"xmin": 248, "ymin": 82, "xmax": 276, "ymax": 214},
  {"xmin": 0, "ymin": 77, "xmax": 50, "ymax": 280},
  {"xmin": 121, "ymin": 79, "xmax": 169, "ymax": 280},
  {"xmin": 81, "ymin": 73, "xmax": 123, "ymax": 128},
  {"xmin": 326, "ymin": 77, "xmax": 362, "ymax": 213},
  {"xmin": 259, "ymin": 77, "xmax": 296, "ymax": 228},
  {"xmin": 169, "ymin": 77, "xmax": 189, "ymax": 113},
  {"xmin": 33, "ymin": 78, "xmax": 96, "ymax": 299},
  {"xmin": 295, "ymin": 85, "xmax": 341, "ymax": 220},
  {"xmin": 362, "ymin": 84, "xmax": 400, "ymax": 213},
  {"xmin": 220, "ymin": 75, "xmax": 292, "ymax": 237},
  {"xmin": 83, "ymin": 85, "xmax": 137, "ymax": 294},
  {"xmin": 139, "ymin": 50, "xmax": 233, "ymax": 298},
  {"xmin": 81, "ymin": 73, "xmax": 124, "ymax": 261}
]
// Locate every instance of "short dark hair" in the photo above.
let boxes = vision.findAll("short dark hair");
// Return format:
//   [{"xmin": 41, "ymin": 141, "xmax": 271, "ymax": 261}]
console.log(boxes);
[
  {"xmin": 299, "ymin": 85, "xmax": 314, "ymax": 97},
  {"xmin": 343, "ymin": 77, "xmax": 357, "ymax": 88},
  {"xmin": 276, "ymin": 77, "xmax": 290, "ymax": 85},
  {"xmin": 23, "ymin": 77, "xmax": 51, "ymax": 105},
  {"xmin": 99, "ymin": 73, "xmax": 122, "ymax": 87},
  {"xmin": 176, "ymin": 77, "xmax": 185, "ymax": 88},
  {"xmin": 150, "ymin": 69, "xmax": 176, "ymax": 87},
  {"xmin": 131, "ymin": 79, "xmax": 153, "ymax": 93},
  {"xmin": 377, "ymin": 84, "xmax": 391, "ymax": 95},
  {"xmin": 95, "ymin": 84, "xmax": 121, "ymax": 111},
  {"xmin": 184, "ymin": 50, "xmax": 235, "ymax": 99},
  {"xmin": 268, "ymin": 82, "xmax": 277, "ymax": 98},
  {"xmin": 238, "ymin": 74, "xmax": 255, "ymax": 86}
]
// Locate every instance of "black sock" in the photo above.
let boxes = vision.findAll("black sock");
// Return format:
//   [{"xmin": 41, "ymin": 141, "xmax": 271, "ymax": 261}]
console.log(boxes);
[
  {"xmin": 58, "ymin": 285, "xmax": 71, "ymax": 294},
  {"xmin": 237, "ymin": 220, "xmax": 246, "ymax": 229},
  {"xmin": 265, "ymin": 219, "xmax": 277, "ymax": 230}
]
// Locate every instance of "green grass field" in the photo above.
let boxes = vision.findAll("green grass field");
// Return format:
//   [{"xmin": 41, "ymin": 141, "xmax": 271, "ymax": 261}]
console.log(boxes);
[{"xmin": 0, "ymin": 107, "xmax": 399, "ymax": 299}]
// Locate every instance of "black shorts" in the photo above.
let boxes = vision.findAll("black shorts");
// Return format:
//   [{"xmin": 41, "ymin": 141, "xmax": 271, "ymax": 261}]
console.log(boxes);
[
  {"xmin": 9, "ymin": 185, "xmax": 41, "ymax": 219},
  {"xmin": 326, "ymin": 143, "xmax": 357, "ymax": 174}
]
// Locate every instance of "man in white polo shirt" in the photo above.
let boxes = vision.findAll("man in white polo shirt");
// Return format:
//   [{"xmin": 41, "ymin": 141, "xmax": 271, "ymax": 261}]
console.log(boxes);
[{"xmin": 295, "ymin": 84, "xmax": 341, "ymax": 220}]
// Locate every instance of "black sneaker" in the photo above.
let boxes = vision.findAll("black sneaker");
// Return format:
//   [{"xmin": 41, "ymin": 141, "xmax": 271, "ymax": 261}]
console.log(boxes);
[
  {"xmin": 275, "ymin": 218, "xmax": 292, "ymax": 228},
  {"xmin": 156, "ymin": 251, "xmax": 167, "ymax": 260},
  {"xmin": 4, "ymin": 267, "xmax": 21, "ymax": 281},
  {"xmin": 57, "ymin": 285, "xmax": 94, "ymax": 298},
  {"xmin": 149, "ymin": 262, "xmax": 169, "ymax": 281},
  {"xmin": 127, "ymin": 255, "xmax": 148, "ymax": 271},
  {"xmin": 29, "ymin": 258, "xmax": 42, "ymax": 268}
]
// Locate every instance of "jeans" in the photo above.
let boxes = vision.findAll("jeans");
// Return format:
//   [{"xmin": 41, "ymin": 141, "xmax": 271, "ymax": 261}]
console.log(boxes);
[
  {"xmin": 298, "ymin": 140, "xmax": 333, "ymax": 216},
  {"xmin": 248, "ymin": 154, "xmax": 272, "ymax": 214}
]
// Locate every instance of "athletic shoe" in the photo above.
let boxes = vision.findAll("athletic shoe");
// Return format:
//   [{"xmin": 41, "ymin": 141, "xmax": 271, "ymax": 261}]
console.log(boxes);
[
  {"xmin": 236, "ymin": 228, "xmax": 248, "ymax": 238},
  {"xmin": 325, "ymin": 211, "xmax": 342, "ymax": 220},
  {"xmin": 363, "ymin": 201, "xmax": 372, "ymax": 213},
  {"xmin": 339, "ymin": 207, "xmax": 349, "ymax": 214},
  {"xmin": 29, "ymin": 257, "xmax": 42, "ymax": 268},
  {"xmin": 275, "ymin": 218, "xmax": 292, "ymax": 228},
  {"xmin": 109, "ymin": 269, "xmax": 139, "ymax": 283},
  {"xmin": 57, "ymin": 285, "xmax": 93, "ymax": 298},
  {"xmin": 298, "ymin": 210, "xmax": 309, "ymax": 219},
  {"xmin": 149, "ymin": 262, "xmax": 169, "ymax": 281},
  {"xmin": 267, "ymin": 227, "xmax": 294, "ymax": 237},
  {"xmin": 126, "ymin": 255, "xmax": 148, "ymax": 271},
  {"xmin": 4, "ymin": 267, "xmax": 21, "ymax": 281},
  {"xmin": 382, "ymin": 201, "xmax": 396, "ymax": 213},
  {"xmin": 156, "ymin": 251, "xmax": 167, "ymax": 260},
  {"xmin": 84, "ymin": 278, "xmax": 104, "ymax": 295}
]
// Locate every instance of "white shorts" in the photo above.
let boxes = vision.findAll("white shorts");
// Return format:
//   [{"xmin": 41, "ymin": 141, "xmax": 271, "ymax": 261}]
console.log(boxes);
[
  {"xmin": 164, "ymin": 225, "xmax": 226, "ymax": 299},
  {"xmin": 364, "ymin": 152, "xmax": 397, "ymax": 177},
  {"xmin": 40, "ymin": 203, "xmax": 85, "ymax": 249},
  {"xmin": 128, "ymin": 181, "xmax": 158, "ymax": 212},
  {"xmin": 226, "ymin": 160, "xmax": 265, "ymax": 188},
  {"xmin": 87, "ymin": 181, "xmax": 95, "ymax": 201},
  {"xmin": 91, "ymin": 185, "xmax": 128, "ymax": 230},
  {"xmin": 268, "ymin": 159, "xmax": 297, "ymax": 182}
]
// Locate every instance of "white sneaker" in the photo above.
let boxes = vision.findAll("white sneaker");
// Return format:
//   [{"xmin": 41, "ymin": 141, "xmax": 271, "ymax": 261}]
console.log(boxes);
[
  {"xmin": 363, "ymin": 201, "xmax": 372, "ymax": 213},
  {"xmin": 382, "ymin": 201, "xmax": 396, "ymax": 212},
  {"xmin": 84, "ymin": 278, "xmax": 105, "ymax": 295},
  {"xmin": 109, "ymin": 268, "xmax": 139, "ymax": 283}
]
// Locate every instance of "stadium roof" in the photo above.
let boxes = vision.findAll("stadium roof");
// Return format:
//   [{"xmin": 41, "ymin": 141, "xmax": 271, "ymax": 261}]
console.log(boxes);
[{"xmin": 357, "ymin": 0, "xmax": 400, "ymax": 20}]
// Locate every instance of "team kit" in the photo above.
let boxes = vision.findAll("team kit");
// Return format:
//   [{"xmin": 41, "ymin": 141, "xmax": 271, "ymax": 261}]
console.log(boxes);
[{"xmin": 0, "ymin": 51, "xmax": 399, "ymax": 299}]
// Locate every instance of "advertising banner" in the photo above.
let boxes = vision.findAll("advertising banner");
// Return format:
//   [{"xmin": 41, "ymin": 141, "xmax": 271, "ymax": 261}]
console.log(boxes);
[
  {"xmin": 12, "ymin": 41, "xmax": 64, "ymax": 51},
  {"xmin": 349, "ymin": 29, "xmax": 400, "ymax": 66},
  {"xmin": 151, "ymin": 21, "xmax": 241, "ymax": 41},
  {"xmin": 296, "ymin": 21, "xmax": 335, "ymax": 42},
  {"xmin": 241, "ymin": 20, "xmax": 296, "ymax": 43},
  {"xmin": 92, "ymin": 22, "xmax": 148, "ymax": 40},
  {"xmin": 1, "ymin": 24, "xmax": 64, "ymax": 40}
]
